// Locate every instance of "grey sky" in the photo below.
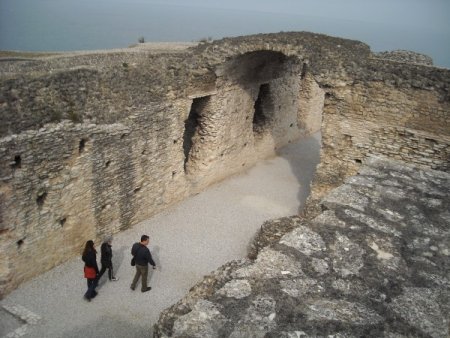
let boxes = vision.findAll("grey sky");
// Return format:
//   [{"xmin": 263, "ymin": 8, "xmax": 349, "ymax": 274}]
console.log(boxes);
[
  {"xmin": 157, "ymin": 0, "xmax": 450, "ymax": 28},
  {"xmin": 1, "ymin": 0, "xmax": 449, "ymax": 67}
]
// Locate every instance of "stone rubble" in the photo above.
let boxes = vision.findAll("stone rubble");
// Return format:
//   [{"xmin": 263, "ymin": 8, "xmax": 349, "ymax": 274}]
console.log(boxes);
[{"xmin": 154, "ymin": 156, "xmax": 450, "ymax": 338}]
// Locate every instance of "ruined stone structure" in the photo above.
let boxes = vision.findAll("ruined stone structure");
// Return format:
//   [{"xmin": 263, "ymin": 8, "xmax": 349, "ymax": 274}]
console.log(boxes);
[{"xmin": 0, "ymin": 32, "xmax": 449, "ymax": 303}]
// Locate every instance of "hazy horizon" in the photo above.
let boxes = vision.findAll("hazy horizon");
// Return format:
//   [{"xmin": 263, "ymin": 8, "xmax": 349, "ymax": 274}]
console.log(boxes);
[{"xmin": 1, "ymin": 0, "xmax": 449, "ymax": 68}]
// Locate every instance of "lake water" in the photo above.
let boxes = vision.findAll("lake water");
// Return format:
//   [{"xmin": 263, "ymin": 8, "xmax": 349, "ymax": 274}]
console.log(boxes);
[{"xmin": 0, "ymin": 0, "xmax": 449, "ymax": 68}]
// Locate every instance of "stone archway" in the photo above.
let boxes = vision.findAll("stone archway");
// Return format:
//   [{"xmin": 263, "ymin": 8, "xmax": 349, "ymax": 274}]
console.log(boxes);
[{"xmin": 183, "ymin": 50, "xmax": 323, "ymax": 189}]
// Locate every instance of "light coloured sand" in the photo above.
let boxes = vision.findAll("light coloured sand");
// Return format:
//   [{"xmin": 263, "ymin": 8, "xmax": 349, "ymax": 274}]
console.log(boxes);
[{"xmin": 0, "ymin": 133, "xmax": 320, "ymax": 338}]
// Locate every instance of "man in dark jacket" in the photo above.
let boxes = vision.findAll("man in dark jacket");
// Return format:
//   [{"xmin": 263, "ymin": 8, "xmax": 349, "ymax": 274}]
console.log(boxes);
[{"xmin": 130, "ymin": 234, "xmax": 156, "ymax": 292}]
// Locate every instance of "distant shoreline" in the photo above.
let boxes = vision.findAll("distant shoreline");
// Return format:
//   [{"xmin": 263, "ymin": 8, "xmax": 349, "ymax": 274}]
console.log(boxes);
[{"xmin": 0, "ymin": 42, "xmax": 199, "ymax": 59}]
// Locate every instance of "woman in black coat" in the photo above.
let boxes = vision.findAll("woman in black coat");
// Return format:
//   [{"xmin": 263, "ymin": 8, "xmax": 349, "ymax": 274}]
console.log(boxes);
[{"xmin": 81, "ymin": 240, "xmax": 99, "ymax": 301}]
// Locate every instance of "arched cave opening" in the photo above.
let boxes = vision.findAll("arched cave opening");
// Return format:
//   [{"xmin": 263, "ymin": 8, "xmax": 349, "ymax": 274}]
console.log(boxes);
[
  {"xmin": 253, "ymin": 83, "xmax": 272, "ymax": 134},
  {"xmin": 217, "ymin": 50, "xmax": 304, "ymax": 147},
  {"xmin": 216, "ymin": 49, "xmax": 324, "ymax": 216},
  {"xmin": 218, "ymin": 50, "xmax": 288, "ymax": 84},
  {"xmin": 183, "ymin": 95, "xmax": 210, "ymax": 171}
]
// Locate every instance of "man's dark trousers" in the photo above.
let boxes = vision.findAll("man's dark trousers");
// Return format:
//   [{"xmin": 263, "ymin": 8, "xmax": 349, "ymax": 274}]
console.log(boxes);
[{"xmin": 131, "ymin": 264, "xmax": 148, "ymax": 291}]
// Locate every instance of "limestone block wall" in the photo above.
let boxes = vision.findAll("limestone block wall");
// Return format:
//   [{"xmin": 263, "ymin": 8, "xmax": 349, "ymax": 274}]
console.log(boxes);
[
  {"xmin": 1, "ymin": 125, "xmax": 96, "ymax": 292},
  {"xmin": 298, "ymin": 72, "xmax": 324, "ymax": 135},
  {"xmin": 309, "ymin": 61, "xmax": 450, "ymax": 208},
  {"xmin": 0, "ymin": 52, "xmax": 195, "ymax": 136},
  {"xmin": 329, "ymin": 82, "xmax": 449, "ymax": 168},
  {"xmin": 0, "ymin": 112, "xmax": 191, "ymax": 295}
]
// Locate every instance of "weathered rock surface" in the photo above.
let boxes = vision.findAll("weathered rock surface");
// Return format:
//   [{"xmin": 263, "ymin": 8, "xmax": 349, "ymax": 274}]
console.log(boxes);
[
  {"xmin": 374, "ymin": 50, "xmax": 434, "ymax": 66},
  {"xmin": 154, "ymin": 156, "xmax": 450, "ymax": 338}
]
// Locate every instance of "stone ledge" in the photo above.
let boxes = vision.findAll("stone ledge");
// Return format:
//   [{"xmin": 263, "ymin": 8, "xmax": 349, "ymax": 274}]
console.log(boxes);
[
  {"xmin": 154, "ymin": 156, "xmax": 450, "ymax": 338},
  {"xmin": 373, "ymin": 50, "xmax": 434, "ymax": 66}
]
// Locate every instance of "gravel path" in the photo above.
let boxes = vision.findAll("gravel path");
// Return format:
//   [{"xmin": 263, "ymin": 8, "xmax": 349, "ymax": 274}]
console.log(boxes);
[{"xmin": 0, "ymin": 133, "xmax": 320, "ymax": 338}]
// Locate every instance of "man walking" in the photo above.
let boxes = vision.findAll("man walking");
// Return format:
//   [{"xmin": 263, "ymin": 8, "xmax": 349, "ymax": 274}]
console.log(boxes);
[
  {"xmin": 130, "ymin": 235, "xmax": 156, "ymax": 292},
  {"xmin": 98, "ymin": 235, "xmax": 119, "ymax": 282}
]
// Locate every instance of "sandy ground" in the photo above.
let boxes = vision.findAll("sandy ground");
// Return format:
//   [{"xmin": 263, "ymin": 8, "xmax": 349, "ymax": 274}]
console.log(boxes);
[{"xmin": 0, "ymin": 132, "xmax": 320, "ymax": 338}]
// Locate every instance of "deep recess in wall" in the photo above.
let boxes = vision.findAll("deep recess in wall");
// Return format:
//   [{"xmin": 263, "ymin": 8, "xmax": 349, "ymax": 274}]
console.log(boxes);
[
  {"xmin": 16, "ymin": 239, "xmax": 24, "ymax": 248},
  {"xmin": 79, "ymin": 139, "xmax": 86, "ymax": 154},
  {"xmin": 221, "ymin": 50, "xmax": 288, "ymax": 85},
  {"xmin": 36, "ymin": 191, "xmax": 47, "ymax": 208},
  {"xmin": 11, "ymin": 155, "xmax": 21, "ymax": 169},
  {"xmin": 183, "ymin": 96, "xmax": 209, "ymax": 171},
  {"xmin": 253, "ymin": 83, "xmax": 272, "ymax": 135}
]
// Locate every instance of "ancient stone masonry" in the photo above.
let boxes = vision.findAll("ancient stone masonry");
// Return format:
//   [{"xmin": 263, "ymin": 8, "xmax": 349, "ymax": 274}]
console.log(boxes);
[
  {"xmin": 0, "ymin": 32, "xmax": 449, "ymax": 297},
  {"xmin": 154, "ymin": 157, "xmax": 450, "ymax": 338}
]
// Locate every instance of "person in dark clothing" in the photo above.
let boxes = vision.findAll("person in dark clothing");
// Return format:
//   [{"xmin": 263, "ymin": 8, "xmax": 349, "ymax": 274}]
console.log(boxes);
[
  {"xmin": 81, "ymin": 240, "xmax": 99, "ymax": 301},
  {"xmin": 130, "ymin": 235, "xmax": 156, "ymax": 292},
  {"xmin": 97, "ymin": 235, "xmax": 119, "ymax": 282}
]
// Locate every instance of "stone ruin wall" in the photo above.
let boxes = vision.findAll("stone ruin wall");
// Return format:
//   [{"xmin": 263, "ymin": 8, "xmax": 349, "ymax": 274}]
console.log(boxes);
[
  {"xmin": 0, "ymin": 32, "xmax": 449, "ymax": 297},
  {"xmin": 310, "ymin": 58, "xmax": 450, "ymax": 211}
]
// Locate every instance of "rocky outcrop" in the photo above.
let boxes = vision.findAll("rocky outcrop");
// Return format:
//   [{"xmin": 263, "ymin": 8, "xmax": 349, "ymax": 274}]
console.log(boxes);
[
  {"xmin": 154, "ymin": 157, "xmax": 450, "ymax": 338},
  {"xmin": 374, "ymin": 50, "xmax": 434, "ymax": 66}
]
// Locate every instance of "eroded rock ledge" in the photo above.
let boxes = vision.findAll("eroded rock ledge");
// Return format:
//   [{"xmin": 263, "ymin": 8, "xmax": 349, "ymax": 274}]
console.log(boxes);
[
  {"xmin": 374, "ymin": 50, "xmax": 434, "ymax": 66},
  {"xmin": 154, "ymin": 157, "xmax": 450, "ymax": 338}
]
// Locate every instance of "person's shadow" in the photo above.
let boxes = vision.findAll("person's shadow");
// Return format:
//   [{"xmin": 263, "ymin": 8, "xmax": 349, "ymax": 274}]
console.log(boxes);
[
  {"xmin": 148, "ymin": 245, "xmax": 161, "ymax": 284},
  {"xmin": 276, "ymin": 132, "xmax": 321, "ymax": 214},
  {"xmin": 113, "ymin": 245, "xmax": 127, "ymax": 279}
]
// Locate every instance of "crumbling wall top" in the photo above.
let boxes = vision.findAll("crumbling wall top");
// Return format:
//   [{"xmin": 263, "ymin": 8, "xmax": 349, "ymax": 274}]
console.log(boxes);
[
  {"xmin": 0, "ymin": 31, "xmax": 448, "ymax": 139},
  {"xmin": 374, "ymin": 49, "xmax": 434, "ymax": 66}
]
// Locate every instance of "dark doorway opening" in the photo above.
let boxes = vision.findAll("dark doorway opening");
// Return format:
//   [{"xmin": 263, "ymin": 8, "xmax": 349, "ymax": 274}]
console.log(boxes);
[
  {"xmin": 183, "ymin": 96, "xmax": 210, "ymax": 171},
  {"xmin": 253, "ymin": 83, "xmax": 271, "ymax": 134}
]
